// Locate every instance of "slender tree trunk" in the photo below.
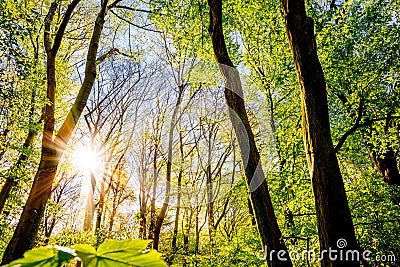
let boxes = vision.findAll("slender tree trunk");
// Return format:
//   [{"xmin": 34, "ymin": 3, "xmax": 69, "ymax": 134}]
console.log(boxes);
[
  {"xmin": 171, "ymin": 172, "xmax": 181, "ymax": 250},
  {"xmin": 206, "ymin": 129, "xmax": 214, "ymax": 244},
  {"xmin": 83, "ymin": 139, "xmax": 97, "ymax": 233},
  {"xmin": 194, "ymin": 208, "xmax": 199, "ymax": 254},
  {"xmin": 43, "ymin": 215, "xmax": 57, "ymax": 245},
  {"xmin": 148, "ymin": 142, "xmax": 158, "ymax": 239},
  {"xmin": 153, "ymin": 85, "xmax": 185, "ymax": 250},
  {"xmin": 108, "ymin": 178, "xmax": 120, "ymax": 233},
  {"xmin": 206, "ymin": 1, "xmax": 292, "ymax": 266},
  {"xmin": 83, "ymin": 172, "xmax": 96, "ymax": 231},
  {"xmin": 282, "ymin": 1, "xmax": 359, "ymax": 266},
  {"xmin": 1, "ymin": 0, "xmax": 109, "ymax": 263},
  {"xmin": 95, "ymin": 173, "xmax": 106, "ymax": 236},
  {"xmin": 139, "ymin": 185, "xmax": 147, "ymax": 239},
  {"xmin": 183, "ymin": 208, "xmax": 192, "ymax": 253},
  {"xmin": 98, "ymin": 154, "xmax": 122, "ymax": 237},
  {"xmin": 172, "ymin": 130, "xmax": 186, "ymax": 250},
  {"xmin": 108, "ymin": 207, "xmax": 117, "ymax": 233}
]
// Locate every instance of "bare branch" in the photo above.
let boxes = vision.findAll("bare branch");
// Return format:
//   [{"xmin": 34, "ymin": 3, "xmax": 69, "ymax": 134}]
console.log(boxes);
[
  {"xmin": 335, "ymin": 115, "xmax": 400, "ymax": 153},
  {"xmin": 108, "ymin": 0, "xmax": 123, "ymax": 9},
  {"xmin": 113, "ymin": 5, "xmax": 152, "ymax": 13},
  {"xmin": 110, "ymin": 10, "xmax": 161, "ymax": 33},
  {"xmin": 96, "ymin": 48, "xmax": 120, "ymax": 63}
]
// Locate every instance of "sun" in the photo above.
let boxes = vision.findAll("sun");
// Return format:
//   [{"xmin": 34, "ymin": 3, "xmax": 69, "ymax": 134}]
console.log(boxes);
[{"xmin": 72, "ymin": 146, "xmax": 102, "ymax": 173}]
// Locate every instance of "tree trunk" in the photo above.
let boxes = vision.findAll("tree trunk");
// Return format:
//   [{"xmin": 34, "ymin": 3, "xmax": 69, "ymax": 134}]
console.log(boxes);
[
  {"xmin": 83, "ymin": 172, "xmax": 96, "ymax": 232},
  {"xmin": 206, "ymin": 1, "xmax": 291, "ymax": 266},
  {"xmin": 95, "ymin": 173, "xmax": 106, "ymax": 237},
  {"xmin": 148, "ymin": 143, "xmax": 158, "ymax": 239},
  {"xmin": 370, "ymin": 149, "xmax": 400, "ymax": 186},
  {"xmin": 171, "ymin": 173, "xmax": 181, "ymax": 250},
  {"xmin": 206, "ymin": 129, "xmax": 214, "ymax": 244},
  {"xmin": 139, "ymin": 184, "xmax": 147, "ymax": 239},
  {"xmin": 183, "ymin": 208, "xmax": 192, "ymax": 253},
  {"xmin": 1, "ymin": 0, "xmax": 108, "ymax": 263},
  {"xmin": 282, "ymin": 1, "xmax": 359, "ymax": 266},
  {"xmin": 153, "ymin": 85, "xmax": 185, "ymax": 250}
]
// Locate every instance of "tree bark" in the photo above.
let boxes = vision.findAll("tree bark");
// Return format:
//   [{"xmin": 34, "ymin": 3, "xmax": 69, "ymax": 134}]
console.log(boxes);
[
  {"xmin": 282, "ymin": 1, "xmax": 359, "ymax": 266},
  {"xmin": 83, "ymin": 172, "xmax": 96, "ymax": 231},
  {"xmin": 1, "ymin": 0, "xmax": 109, "ymax": 263},
  {"xmin": 148, "ymin": 141, "xmax": 158, "ymax": 239},
  {"xmin": 206, "ymin": 1, "xmax": 292, "ymax": 266},
  {"xmin": 370, "ymin": 149, "xmax": 400, "ymax": 186},
  {"xmin": 172, "ymin": 131, "xmax": 184, "ymax": 250}
]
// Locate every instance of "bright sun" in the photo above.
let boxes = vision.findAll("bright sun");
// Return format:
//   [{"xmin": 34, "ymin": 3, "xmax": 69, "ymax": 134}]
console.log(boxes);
[{"xmin": 72, "ymin": 146, "xmax": 102, "ymax": 173}]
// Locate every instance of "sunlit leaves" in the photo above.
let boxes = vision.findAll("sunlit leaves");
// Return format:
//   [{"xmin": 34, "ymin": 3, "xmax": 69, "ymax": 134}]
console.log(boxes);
[
  {"xmin": 74, "ymin": 239, "xmax": 167, "ymax": 267},
  {"xmin": 7, "ymin": 240, "xmax": 167, "ymax": 267},
  {"xmin": 8, "ymin": 246, "xmax": 75, "ymax": 267}
]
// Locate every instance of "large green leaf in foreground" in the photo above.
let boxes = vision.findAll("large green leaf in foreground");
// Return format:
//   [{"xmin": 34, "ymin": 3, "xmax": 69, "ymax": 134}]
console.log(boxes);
[
  {"xmin": 7, "ymin": 240, "xmax": 166, "ymax": 267},
  {"xmin": 8, "ymin": 246, "xmax": 75, "ymax": 267},
  {"xmin": 74, "ymin": 240, "xmax": 167, "ymax": 267}
]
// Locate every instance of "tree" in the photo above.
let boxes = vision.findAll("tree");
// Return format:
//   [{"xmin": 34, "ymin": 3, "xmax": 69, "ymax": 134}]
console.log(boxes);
[
  {"xmin": 281, "ymin": 1, "xmax": 359, "ymax": 266},
  {"xmin": 0, "ymin": 0, "xmax": 45, "ymax": 216},
  {"xmin": 1, "ymin": 0, "xmax": 112, "ymax": 263},
  {"xmin": 206, "ymin": 0, "xmax": 292, "ymax": 266}
]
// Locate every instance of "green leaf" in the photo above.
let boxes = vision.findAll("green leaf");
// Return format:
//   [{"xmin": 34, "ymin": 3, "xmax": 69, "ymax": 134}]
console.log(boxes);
[
  {"xmin": 73, "ymin": 244, "xmax": 98, "ymax": 267},
  {"xmin": 74, "ymin": 240, "xmax": 167, "ymax": 267},
  {"xmin": 8, "ymin": 246, "xmax": 75, "ymax": 267}
]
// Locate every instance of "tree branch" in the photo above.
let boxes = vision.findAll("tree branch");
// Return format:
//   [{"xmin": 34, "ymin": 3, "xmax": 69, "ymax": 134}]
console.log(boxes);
[
  {"xmin": 52, "ymin": 0, "xmax": 81, "ymax": 55},
  {"xmin": 113, "ymin": 5, "xmax": 152, "ymax": 13},
  {"xmin": 44, "ymin": 2, "xmax": 58, "ymax": 54},
  {"xmin": 335, "ymin": 115, "xmax": 400, "ymax": 153},
  {"xmin": 55, "ymin": 0, "xmax": 110, "ymax": 151},
  {"xmin": 110, "ymin": 10, "xmax": 161, "ymax": 33},
  {"xmin": 96, "ymin": 47, "xmax": 120, "ymax": 63}
]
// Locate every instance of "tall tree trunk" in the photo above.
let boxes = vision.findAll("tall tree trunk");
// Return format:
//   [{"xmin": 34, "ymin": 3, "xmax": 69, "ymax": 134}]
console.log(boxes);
[
  {"xmin": 108, "ymin": 175, "xmax": 121, "ymax": 233},
  {"xmin": 171, "ymin": 171, "xmax": 181, "ymax": 250},
  {"xmin": 282, "ymin": 1, "xmax": 359, "ymax": 266},
  {"xmin": 97, "ymin": 152, "xmax": 124, "ymax": 238},
  {"xmin": 172, "ymin": 131, "xmax": 184, "ymax": 250},
  {"xmin": 153, "ymin": 85, "xmax": 185, "ymax": 250},
  {"xmin": 148, "ymin": 141, "xmax": 158, "ymax": 239},
  {"xmin": 206, "ymin": 128, "xmax": 214, "ymax": 244},
  {"xmin": 183, "ymin": 208, "xmax": 192, "ymax": 253},
  {"xmin": 138, "ymin": 180, "xmax": 147, "ymax": 239},
  {"xmin": 206, "ymin": 1, "xmax": 292, "ymax": 266},
  {"xmin": 1, "ymin": 0, "xmax": 109, "ymax": 263},
  {"xmin": 95, "ymin": 173, "xmax": 106, "ymax": 237}
]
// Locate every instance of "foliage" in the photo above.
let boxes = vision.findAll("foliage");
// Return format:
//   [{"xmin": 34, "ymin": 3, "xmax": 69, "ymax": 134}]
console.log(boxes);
[
  {"xmin": 0, "ymin": 0, "xmax": 399, "ymax": 266},
  {"xmin": 7, "ymin": 240, "xmax": 166, "ymax": 267}
]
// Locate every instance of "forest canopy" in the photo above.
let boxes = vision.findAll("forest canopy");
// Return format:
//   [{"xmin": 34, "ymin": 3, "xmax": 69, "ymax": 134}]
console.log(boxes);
[{"xmin": 0, "ymin": 0, "xmax": 399, "ymax": 266}]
